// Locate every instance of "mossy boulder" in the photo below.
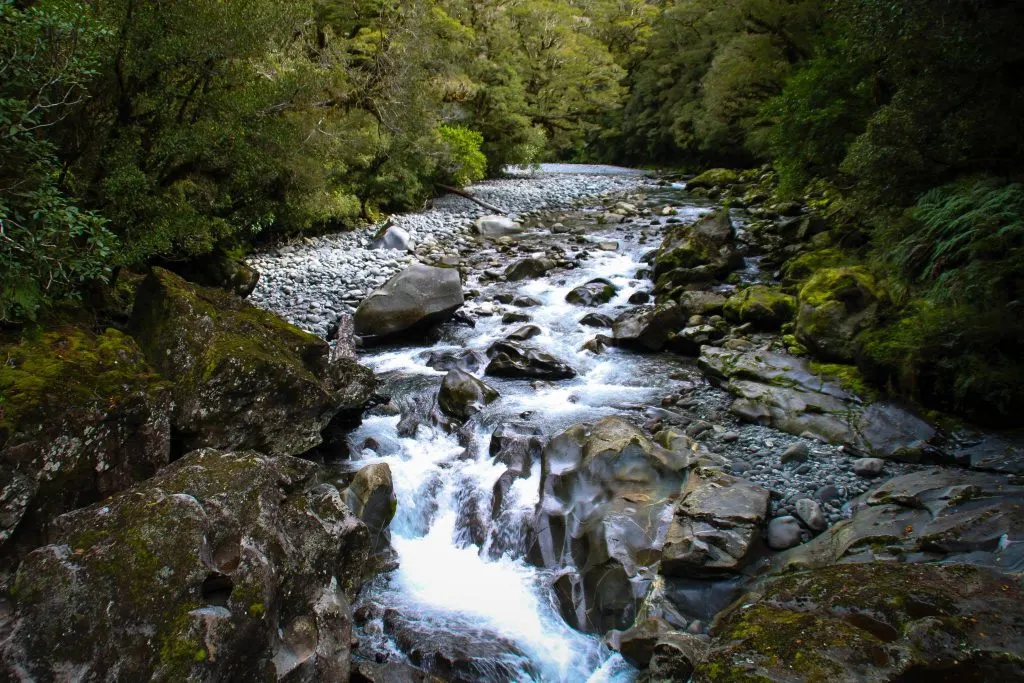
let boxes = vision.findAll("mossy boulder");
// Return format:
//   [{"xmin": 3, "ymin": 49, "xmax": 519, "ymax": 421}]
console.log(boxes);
[
  {"xmin": 654, "ymin": 210, "xmax": 744, "ymax": 289},
  {"xmin": 0, "ymin": 326, "xmax": 172, "ymax": 555},
  {"xmin": 686, "ymin": 169, "xmax": 741, "ymax": 190},
  {"xmin": 780, "ymin": 248, "xmax": 854, "ymax": 285},
  {"xmin": 131, "ymin": 267, "xmax": 376, "ymax": 457},
  {"xmin": 162, "ymin": 249, "xmax": 261, "ymax": 298},
  {"xmin": 796, "ymin": 267, "xmax": 885, "ymax": 363},
  {"xmin": 694, "ymin": 563, "xmax": 1024, "ymax": 682},
  {"xmin": 723, "ymin": 285, "xmax": 796, "ymax": 330},
  {"xmin": 0, "ymin": 448, "xmax": 372, "ymax": 681}
]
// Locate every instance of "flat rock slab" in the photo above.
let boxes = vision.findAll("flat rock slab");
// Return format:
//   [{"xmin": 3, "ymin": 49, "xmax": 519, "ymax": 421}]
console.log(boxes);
[{"xmin": 699, "ymin": 347, "xmax": 937, "ymax": 461}]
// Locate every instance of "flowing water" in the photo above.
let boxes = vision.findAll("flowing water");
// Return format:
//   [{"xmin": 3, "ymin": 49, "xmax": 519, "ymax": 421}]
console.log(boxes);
[{"xmin": 343, "ymin": 182, "xmax": 714, "ymax": 681}]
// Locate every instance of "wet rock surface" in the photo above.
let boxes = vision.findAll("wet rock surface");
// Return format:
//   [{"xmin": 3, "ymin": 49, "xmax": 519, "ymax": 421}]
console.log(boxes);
[{"xmin": 354, "ymin": 264, "xmax": 465, "ymax": 342}]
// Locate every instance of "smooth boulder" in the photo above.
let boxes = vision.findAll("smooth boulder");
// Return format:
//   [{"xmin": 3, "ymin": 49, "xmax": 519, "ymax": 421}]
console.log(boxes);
[
  {"xmin": 613, "ymin": 303, "xmax": 685, "ymax": 352},
  {"xmin": 371, "ymin": 225, "xmax": 414, "ymax": 252},
  {"xmin": 437, "ymin": 369, "xmax": 500, "ymax": 422},
  {"xmin": 354, "ymin": 264, "xmax": 464, "ymax": 342},
  {"xmin": 132, "ymin": 268, "xmax": 376, "ymax": 457},
  {"xmin": 474, "ymin": 216, "xmax": 523, "ymax": 238},
  {"xmin": 566, "ymin": 279, "xmax": 618, "ymax": 306},
  {"xmin": 485, "ymin": 341, "xmax": 576, "ymax": 380}
]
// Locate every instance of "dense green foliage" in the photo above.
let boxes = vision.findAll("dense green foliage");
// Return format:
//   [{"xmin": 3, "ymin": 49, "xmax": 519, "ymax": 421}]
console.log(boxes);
[{"xmin": 0, "ymin": 0, "xmax": 635, "ymax": 320}]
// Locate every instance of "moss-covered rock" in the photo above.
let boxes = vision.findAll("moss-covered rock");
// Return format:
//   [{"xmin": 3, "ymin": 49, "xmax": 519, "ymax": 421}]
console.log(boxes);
[
  {"xmin": 130, "ymin": 267, "xmax": 376, "ymax": 457},
  {"xmin": 779, "ymin": 247, "xmax": 853, "ymax": 285},
  {"xmin": 162, "ymin": 249, "xmax": 261, "ymax": 298},
  {"xmin": 796, "ymin": 267, "xmax": 885, "ymax": 363},
  {"xmin": 0, "ymin": 448, "xmax": 371, "ymax": 681},
  {"xmin": 694, "ymin": 563, "xmax": 1024, "ymax": 682},
  {"xmin": 723, "ymin": 286, "xmax": 796, "ymax": 330},
  {"xmin": 654, "ymin": 210, "xmax": 744, "ymax": 289},
  {"xmin": 687, "ymin": 169, "xmax": 742, "ymax": 190},
  {"xmin": 0, "ymin": 325, "xmax": 171, "ymax": 555}
]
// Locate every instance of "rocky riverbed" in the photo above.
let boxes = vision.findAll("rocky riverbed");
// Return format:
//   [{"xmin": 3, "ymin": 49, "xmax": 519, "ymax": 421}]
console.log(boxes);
[{"xmin": 242, "ymin": 165, "xmax": 1024, "ymax": 681}]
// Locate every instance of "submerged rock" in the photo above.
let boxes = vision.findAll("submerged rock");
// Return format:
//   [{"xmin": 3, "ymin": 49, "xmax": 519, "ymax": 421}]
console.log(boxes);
[
  {"xmin": 354, "ymin": 264, "xmax": 465, "ymax": 342},
  {"xmin": 485, "ymin": 341, "xmax": 576, "ymax": 380},
  {"xmin": 0, "ymin": 326, "xmax": 172, "ymax": 554},
  {"xmin": 566, "ymin": 278, "xmax": 618, "ymax": 306},
  {"xmin": 422, "ymin": 349, "xmax": 484, "ymax": 373},
  {"xmin": 132, "ymin": 268, "xmax": 375, "ymax": 457},
  {"xmin": 695, "ymin": 563, "xmax": 1024, "ymax": 682},
  {"xmin": 1, "ymin": 449, "xmax": 371, "ymax": 682}
]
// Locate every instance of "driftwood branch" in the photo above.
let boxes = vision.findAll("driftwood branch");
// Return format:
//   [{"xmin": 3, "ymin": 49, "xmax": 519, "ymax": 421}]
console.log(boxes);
[{"xmin": 438, "ymin": 184, "xmax": 506, "ymax": 215}]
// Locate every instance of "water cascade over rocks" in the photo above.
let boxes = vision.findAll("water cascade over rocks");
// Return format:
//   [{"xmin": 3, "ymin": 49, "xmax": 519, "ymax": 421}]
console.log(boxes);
[{"xmin": 244, "ymin": 166, "xmax": 1024, "ymax": 681}]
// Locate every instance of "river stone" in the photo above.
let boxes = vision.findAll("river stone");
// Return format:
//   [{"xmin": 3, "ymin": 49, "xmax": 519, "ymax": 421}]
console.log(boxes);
[
  {"xmin": 566, "ymin": 278, "xmax": 618, "ymax": 306},
  {"xmin": 781, "ymin": 442, "xmax": 809, "ymax": 464},
  {"xmin": 695, "ymin": 563, "xmax": 1024, "ymax": 683},
  {"xmin": 343, "ymin": 462, "xmax": 397, "ymax": 553},
  {"xmin": 437, "ymin": 369, "xmax": 500, "ymax": 422},
  {"xmin": 580, "ymin": 312, "xmax": 613, "ymax": 328},
  {"xmin": 506, "ymin": 324, "xmax": 542, "ymax": 342},
  {"xmin": 767, "ymin": 515, "xmax": 803, "ymax": 550},
  {"xmin": 698, "ymin": 347, "xmax": 937, "ymax": 460},
  {"xmin": 132, "ymin": 268, "xmax": 376, "ymax": 458},
  {"xmin": 0, "ymin": 326, "xmax": 172, "ymax": 556},
  {"xmin": 666, "ymin": 324, "xmax": 723, "ymax": 356},
  {"xmin": 371, "ymin": 225, "xmax": 414, "ymax": 252},
  {"xmin": 474, "ymin": 215, "xmax": 524, "ymax": 238},
  {"xmin": 776, "ymin": 468, "xmax": 1024, "ymax": 572},
  {"xmin": 853, "ymin": 457, "xmax": 886, "ymax": 477},
  {"xmin": 661, "ymin": 468, "xmax": 770, "ymax": 577},
  {"xmin": 794, "ymin": 498, "xmax": 827, "ymax": 532},
  {"xmin": 513, "ymin": 295, "xmax": 542, "ymax": 308},
  {"xmin": 505, "ymin": 257, "xmax": 555, "ymax": 281},
  {"xmin": 354, "ymin": 264, "xmax": 465, "ymax": 342},
  {"xmin": 0, "ymin": 449, "xmax": 371, "ymax": 682},
  {"xmin": 612, "ymin": 303, "xmax": 685, "ymax": 352},
  {"xmin": 485, "ymin": 341, "xmax": 576, "ymax": 380},
  {"xmin": 676, "ymin": 291, "xmax": 727, "ymax": 317}
]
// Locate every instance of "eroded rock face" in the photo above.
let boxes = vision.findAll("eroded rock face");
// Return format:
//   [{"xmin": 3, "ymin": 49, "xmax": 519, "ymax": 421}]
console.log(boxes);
[
  {"xmin": 698, "ymin": 347, "xmax": 936, "ymax": 460},
  {"xmin": 132, "ymin": 268, "xmax": 376, "ymax": 458},
  {"xmin": 776, "ymin": 468, "xmax": 1024, "ymax": 572},
  {"xmin": 1, "ymin": 449, "xmax": 372, "ymax": 682},
  {"xmin": 530, "ymin": 417, "xmax": 689, "ymax": 634},
  {"xmin": 485, "ymin": 341, "xmax": 576, "ymax": 380},
  {"xmin": 437, "ymin": 369, "xmax": 500, "ymax": 422},
  {"xmin": 354, "ymin": 264, "xmax": 465, "ymax": 342},
  {"xmin": 661, "ymin": 468, "xmax": 769, "ymax": 577},
  {"xmin": 0, "ymin": 326, "xmax": 172, "ymax": 555},
  {"xmin": 694, "ymin": 563, "xmax": 1024, "ymax": 682}
]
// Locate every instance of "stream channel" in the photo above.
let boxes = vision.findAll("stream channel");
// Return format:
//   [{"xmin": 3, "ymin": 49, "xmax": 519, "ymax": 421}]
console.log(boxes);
[{"xmin": 338, "ymin": 170, "xmax": 714, "ymax": 682}]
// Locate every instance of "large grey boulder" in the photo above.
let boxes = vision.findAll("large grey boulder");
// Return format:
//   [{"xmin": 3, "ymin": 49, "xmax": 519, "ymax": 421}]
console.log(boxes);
[
  {"xmin": 343, "ymin": 462, "xmax": 397, "ymax": 554},
  {"xmin": 474, "ymin": 216, "xmax": 524, "ymax": 238},
  {"xmin": 653, "ymin": 209, "xmax": 744, "ymax": 289},
  {"xmin": 0, "ymin": 449, "xmax": 371, "ymax": 682},
  {"xmin": 132, "ymin": 268, "xmax": 376, "ymax": 458},
  {"xmin": 661, "ymin": 468, "xmax": 769, "ymax": 577},
  {"xmin": 612, "ymin": 303, "xmax": 685, "ymax": 352},
  {"xmin": 505, "ymin": 258, "xmax": 555, "ymax": 281},
  {"xmin": 698, "ymin": 346, "xmax": 936, "ymax": 460},
  {"xmin": 354, "ymin": 264, "xmax": 464, "ymax": 342}
]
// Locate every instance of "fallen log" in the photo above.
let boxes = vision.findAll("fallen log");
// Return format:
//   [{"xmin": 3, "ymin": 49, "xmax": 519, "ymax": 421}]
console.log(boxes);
[{"xmin": 438, "ymin": 184, "xmax": 507, "ymax": 215}]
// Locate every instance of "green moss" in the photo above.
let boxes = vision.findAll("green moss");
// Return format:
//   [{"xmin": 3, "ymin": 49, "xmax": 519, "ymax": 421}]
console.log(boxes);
[
  {"xmin": 809, "ymin": 361, "xmax": 873, "ymax": 398},
  {"xmin": 723, "ymin": 285, "xmax": 796, "ymax": 330},
  {"xmin": 157, "ymin": 603, "xmax": 205, "ymax": 681},
  {"xmin": 781, "ymin": 248, "xmax": 855, "ymax": 284},
  {"xmin": 799, "ymin": 267, "xmax": 882, "ymax": 308},
  {"xmin": 249, "ymin": 602, "xmax": 265, "ymax": 616},
  {"xmin": 688, "ymin": 168, "xmax": 742, "ymax": 189},
  {"xmin": 0, "ymin": 325, "xmax": 167, "ymax": 440}
]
